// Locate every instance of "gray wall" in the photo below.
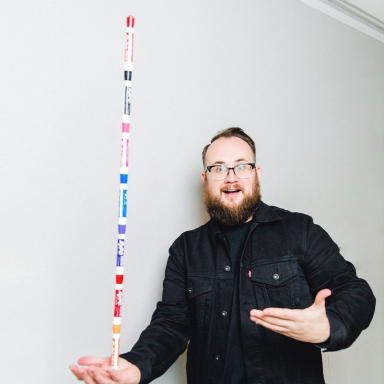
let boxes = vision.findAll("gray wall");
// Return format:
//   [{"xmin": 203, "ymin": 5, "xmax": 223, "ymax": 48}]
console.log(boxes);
[{"xmin": 0, "ymin": 0, "xmax": 383, "ymax": 383}]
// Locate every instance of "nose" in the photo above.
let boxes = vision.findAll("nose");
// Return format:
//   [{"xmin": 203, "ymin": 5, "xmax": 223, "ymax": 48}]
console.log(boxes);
[{"xmin": 225, "ymin": 168, "xmax": 238, "ymax": 182}]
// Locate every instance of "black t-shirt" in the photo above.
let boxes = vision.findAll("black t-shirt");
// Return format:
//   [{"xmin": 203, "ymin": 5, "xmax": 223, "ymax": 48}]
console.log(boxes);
[{"xmin": 219, "ymin": 220, "xmax": 252, "ymax": 384}]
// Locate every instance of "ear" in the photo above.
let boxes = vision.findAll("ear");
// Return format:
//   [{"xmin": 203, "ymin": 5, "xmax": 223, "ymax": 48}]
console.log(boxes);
[
  {"xmin": 201, "ymin": 171, "xmax": 206, "ymax": 183},
  {"xmin": 256, "ymin": 166, "xmax": 261, "ymax": 179}
]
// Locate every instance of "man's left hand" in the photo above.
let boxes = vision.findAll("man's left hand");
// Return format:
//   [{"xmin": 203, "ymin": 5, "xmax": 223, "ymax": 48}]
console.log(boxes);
[{"xmin": 250, "ymin": 289, "xmax": 331, "ymax": 344}]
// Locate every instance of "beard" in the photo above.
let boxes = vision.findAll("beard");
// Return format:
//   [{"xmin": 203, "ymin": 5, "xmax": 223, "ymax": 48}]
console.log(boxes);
[{"xmin": 204, "ymin": 175, "xmax": 261, "ymax": 227}]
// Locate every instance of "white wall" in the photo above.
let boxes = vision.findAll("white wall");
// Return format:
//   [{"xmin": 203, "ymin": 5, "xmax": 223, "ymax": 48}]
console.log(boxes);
[{"xmin": 0, "ymin": 0, "xmax": 383, "ymax": 383}]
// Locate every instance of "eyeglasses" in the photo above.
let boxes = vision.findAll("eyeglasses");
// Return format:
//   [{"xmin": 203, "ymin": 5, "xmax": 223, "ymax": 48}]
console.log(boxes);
[{"xmin": 205, "ymin": 163, "xmax": 256, "ymax": 181}]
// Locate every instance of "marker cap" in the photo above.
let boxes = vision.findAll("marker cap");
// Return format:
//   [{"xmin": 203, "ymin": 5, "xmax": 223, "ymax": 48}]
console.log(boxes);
[{"xmin": 127, "ymin": 16, "xmax": 135, "ymax": 28}]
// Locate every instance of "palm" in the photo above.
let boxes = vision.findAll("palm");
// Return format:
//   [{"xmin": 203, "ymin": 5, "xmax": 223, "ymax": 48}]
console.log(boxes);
[
  {"xmin": 249, "ymin": 289, "xmax": 331, "ymax": 344},
  {"xmin": 69, "ymin": 356, "xmax": 141, "ymax": 384}
]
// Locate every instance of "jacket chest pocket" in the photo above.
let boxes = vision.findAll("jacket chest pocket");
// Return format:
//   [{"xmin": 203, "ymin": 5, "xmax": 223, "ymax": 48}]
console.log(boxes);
[
  {"xmin": 187, "ymin": 278, "xmax": 213, "ymax": 328},
  {"xmin": 251, "ymin": 260, "xmax": 299, "ymax": 310}
]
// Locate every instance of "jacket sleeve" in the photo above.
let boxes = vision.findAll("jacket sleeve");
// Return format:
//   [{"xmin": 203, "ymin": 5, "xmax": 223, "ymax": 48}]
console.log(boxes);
[
  {"xmin": 303, "ymin": 216, "xmax": 375, "ymax": 351},
  {"xmin": 120, "ymin": 238, "xmax": 191, "ymax": 383}
]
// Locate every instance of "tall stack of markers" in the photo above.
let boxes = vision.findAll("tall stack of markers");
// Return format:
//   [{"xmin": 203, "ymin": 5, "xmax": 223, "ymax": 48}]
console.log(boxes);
[{"xmin": 110, "ymin": 15, "xmax": 135, "ymax": 370}]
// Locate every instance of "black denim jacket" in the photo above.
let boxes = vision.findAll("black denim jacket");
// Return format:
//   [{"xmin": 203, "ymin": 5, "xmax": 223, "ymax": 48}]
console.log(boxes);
[{"xmin": 121, "ymin": 202, "xmax": 375, "ymax": 384}]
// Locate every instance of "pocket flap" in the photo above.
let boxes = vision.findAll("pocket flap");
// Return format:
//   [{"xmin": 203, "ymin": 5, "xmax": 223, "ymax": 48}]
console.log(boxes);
[
  {"xmin": 187, "ymin": 278, "xmax": 213, "ymax": 299},
  {"xmin": 251, "ymin": 261, "xmax": 297, "ymax": 286}
]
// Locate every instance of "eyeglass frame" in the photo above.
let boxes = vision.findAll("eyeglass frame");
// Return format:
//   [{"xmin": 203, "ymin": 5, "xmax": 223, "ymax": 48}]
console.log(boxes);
[{"xmin": 204, "ymin": 163, "xmax": 256, "ymax": 180}]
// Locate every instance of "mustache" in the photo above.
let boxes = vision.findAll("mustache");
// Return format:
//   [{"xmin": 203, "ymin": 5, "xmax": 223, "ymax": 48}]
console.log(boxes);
[{"xmin": 220, "ymin": 184, "xmax": 244, "ymax": 193}]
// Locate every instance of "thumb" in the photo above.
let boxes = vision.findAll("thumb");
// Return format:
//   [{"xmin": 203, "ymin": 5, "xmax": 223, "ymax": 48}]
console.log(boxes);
[{"xmin": 313, "ymin": 289, "xmax": 332, "ymax": 308}]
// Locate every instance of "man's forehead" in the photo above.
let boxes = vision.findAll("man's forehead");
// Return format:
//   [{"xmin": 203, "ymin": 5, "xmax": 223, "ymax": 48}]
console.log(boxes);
[{"xmin": 206, "ymin": 137, "xmax": 254, "ymax": 164}]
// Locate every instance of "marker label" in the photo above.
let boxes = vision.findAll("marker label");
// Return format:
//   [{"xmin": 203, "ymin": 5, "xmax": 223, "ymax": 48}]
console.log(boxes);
[
  {"xmin": 126, "ymin": 139, "xmax": 129, "ymax": 166},
  {"xmin": 131, "ymin": 34, "xmax": 134, "ymax": 62},
  {"xmin": 110, "ymin": 338, "xmax": 120, "ymax": 366},
  {"xmin": 122, "ymin": 189, "xmax": 127, "ymax": 217},
  {"xmin": 124, "ymin": 87, "xmax": 131, "ymax": 115},
  {"xmin": 124, "ymin": 33, "xmax": 130, "ymax": 62},
  {"xmin": 118, "ymin": 189, "xmax": 127, "ymax": 218},
  {"xmin": 117, "ymin": 239, "xmax": 125, "ymax": 267},
  {"xmin": 114, "ymin": 290, "xmax": 123, "ymax": 316},
  {"xmin": 120, "ymin": 139, "xmax": 124, "ymax": 166}
]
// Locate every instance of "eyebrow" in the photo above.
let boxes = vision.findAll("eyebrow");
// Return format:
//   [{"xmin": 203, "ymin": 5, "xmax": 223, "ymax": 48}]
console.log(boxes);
[{"xmin": 212, "ymin": 158, "xmax": 249, "ymax": 165}]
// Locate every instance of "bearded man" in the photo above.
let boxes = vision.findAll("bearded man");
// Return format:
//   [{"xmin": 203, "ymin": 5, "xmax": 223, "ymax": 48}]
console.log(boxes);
[{"xmin": 70, "ymin": 128, "xmax": 375, "ymax": 384}]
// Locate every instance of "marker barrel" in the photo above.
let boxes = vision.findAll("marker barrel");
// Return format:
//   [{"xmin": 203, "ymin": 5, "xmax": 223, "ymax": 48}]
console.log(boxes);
[{"xmin": 110, "ymin": 15, "xmax": 135, "ymax": 370}]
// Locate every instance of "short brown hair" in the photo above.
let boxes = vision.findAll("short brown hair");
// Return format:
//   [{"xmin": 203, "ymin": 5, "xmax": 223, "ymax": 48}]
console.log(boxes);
[{"xmin": 202, "ymin": 127, "xmax": 256, "ymax": 167}]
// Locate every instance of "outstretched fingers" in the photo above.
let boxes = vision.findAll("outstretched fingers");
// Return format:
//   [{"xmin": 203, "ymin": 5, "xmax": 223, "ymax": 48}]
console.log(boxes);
[
  {"xmin": 78, "ymin": 356, "xmax": 109, "ymax": 367},
  {"xmin": 88, "ymin": 365, "xmax": 116, "ymax": 384},
  {"xmin": 250, "ymin": 307, "xmax": 300, "ymax": 323},
  {"xmin": 251, "ymin": 316, "xmax": 290, "ymax": 334},
  {"xmin": 70, "ymin": 357, "xmax": 113, "ymax": 383},
  {"xmin": 69, "ymin": 365, "xmax": 97, "ymax": 383},
  {"xmin": 105, "ymin": 367, "xmax": 126, "ymax": 381}
]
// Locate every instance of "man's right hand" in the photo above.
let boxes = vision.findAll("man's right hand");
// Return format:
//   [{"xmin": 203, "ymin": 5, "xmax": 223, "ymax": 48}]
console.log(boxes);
[{"xmin": 69, "ymin": 356, "xmax": 141, "ymax": 384}]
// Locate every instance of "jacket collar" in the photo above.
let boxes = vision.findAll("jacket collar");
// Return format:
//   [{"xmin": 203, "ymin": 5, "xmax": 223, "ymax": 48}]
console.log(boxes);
[
  {"xmin": 252, "ymin": 201, "xmax": 282, "ymax": 223},
  {"xmin": 209, "ymin": 200, "xmax": 282, "ymax": 238}
]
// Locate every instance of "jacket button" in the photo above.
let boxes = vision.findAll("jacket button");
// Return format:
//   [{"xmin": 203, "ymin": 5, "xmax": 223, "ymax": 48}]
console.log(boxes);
[
  {"xmin": 215, "ymin": 355, "xmax": 220, "ymax": 361},
  {"xmin": 188, "ymin": 288, "xmax": 193, "ymax": 293},
  {"xmin": 221, "ymin": 310, "xmax": 228, "ymax": 317},
  {"xmin": 225, "ymin": 266, "xmax": 231, "ymax": 272},
  {"xmin": 273, "ymin": 273, "xmax": 279, "ymax": 280}
]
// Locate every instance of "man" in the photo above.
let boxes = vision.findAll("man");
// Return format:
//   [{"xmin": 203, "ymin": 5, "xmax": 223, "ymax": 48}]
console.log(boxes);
[{"xmin": 70, "ymin": 128, "xmax": 375, "ymax": 384}]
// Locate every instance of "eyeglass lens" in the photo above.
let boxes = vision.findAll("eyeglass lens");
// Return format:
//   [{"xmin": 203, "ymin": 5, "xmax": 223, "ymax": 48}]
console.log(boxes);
[{"xmin": 211, "ymin": 164, "xmax": 253, "ymax": 180}]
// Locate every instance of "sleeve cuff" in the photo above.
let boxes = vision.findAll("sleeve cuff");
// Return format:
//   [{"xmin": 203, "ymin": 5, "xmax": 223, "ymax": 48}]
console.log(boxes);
[
  {"xmin": 315, "ymin": 310, "xmax": 347, "ymax": 351},
  {"xmin": 120, "ymin": 351, "xmax": 152, "ymax": 384}
]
